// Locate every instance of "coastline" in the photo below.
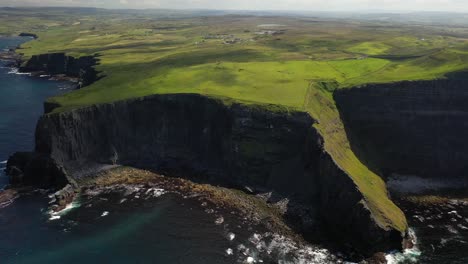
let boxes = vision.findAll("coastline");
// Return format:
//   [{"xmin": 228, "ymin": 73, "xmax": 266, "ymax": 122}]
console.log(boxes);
[
  {"xmin": 0, "ymin": 49, "xmax": 81, "ymax": 84},
  {"xmin": 0, "ymin": 35, "xmax": 407, "ymax": 260},
  {"xmin": 1, "ymin": 165, "xmax": 346, "ymax": 262},
  {"xmin": 77, "ymin": 167, "xmax": 301, "ymax": 239},
  {"xmin": 49, "ymin": 167, "xmax": 350, "ymax": 263},
  {"xmin": 64, "ymin": 166, "xmax": 391, "ymax": 262},
  {"xmin": 0, "ymin": 35, "xmax": 97, "ymax": 86},
  {"xmin": 58, "ymin": 166, "xmax": 414, "ymax": 262}
]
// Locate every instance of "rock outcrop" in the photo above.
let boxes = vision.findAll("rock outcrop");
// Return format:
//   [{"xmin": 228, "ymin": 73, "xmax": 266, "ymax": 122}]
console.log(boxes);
[
  {"xmin": 334, "ymin": 80, "xmax": 468, "ymax": 180},
  {"xmin": 49, "ymin": 184, "xmax": 76, "ymax": 212},
  {"xmin": 6, "ymin": 152, "xmax": 68, "ymax": 188},
  {"xmin": 19, "ymin": 53, "xmax": 99, "ymax": 88},
  {"xmin": 18, "ymin": 32, "xmax": 38, "ymax": 39}
]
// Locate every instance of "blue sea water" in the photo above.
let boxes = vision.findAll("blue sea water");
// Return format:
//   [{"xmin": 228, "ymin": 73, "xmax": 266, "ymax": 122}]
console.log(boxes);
[{"xmin": 0, "ymin": 36, "xmax": 71, "ymax": 187}]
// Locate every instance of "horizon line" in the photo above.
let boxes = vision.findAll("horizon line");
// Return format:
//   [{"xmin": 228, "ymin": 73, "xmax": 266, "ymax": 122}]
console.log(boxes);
[{"xmin": 1, "ymin": 5, "xmax": 468, "ymax": 14}]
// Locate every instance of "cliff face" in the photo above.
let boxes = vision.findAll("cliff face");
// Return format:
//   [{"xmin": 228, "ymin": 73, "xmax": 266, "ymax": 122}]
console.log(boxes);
[
  {"xmin": 19, "ymin": 53, "xmax": 99, "ymax": 87},
  {"xmin": 22, "ymin": 94, "xmax": 401, "ymax": 254},
  {"xmin": 18, "ymin": 33, "xmax": 38, "ymax": 39},
  {"xmin": 334, "ymin": 80, "xmax": 468, "ymax": 180},
  {"xmin": 6, "ymin": 152, "xmax": 67, "ymax": 188}
]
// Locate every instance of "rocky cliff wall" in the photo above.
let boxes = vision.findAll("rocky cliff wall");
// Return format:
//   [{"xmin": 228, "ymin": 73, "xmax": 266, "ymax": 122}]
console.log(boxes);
[
  {"xmin": 19, "ymin": 53, "xmax": 99, "ymax": 87},
  {"xmin": 334, "ymin": 80, "xmax": 468, "ymax": 180},
  {"xmin": 19, "ymin": 93, "xmax": 402, "ymax": 255}
]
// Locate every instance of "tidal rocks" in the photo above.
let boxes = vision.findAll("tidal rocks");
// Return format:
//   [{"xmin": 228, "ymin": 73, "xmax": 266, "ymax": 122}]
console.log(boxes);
[
  {"xmin": 0, "ymin": 189, "xmax": 18, "ymax": 208},
  {"xmin": 366, "ymin": 252, "xmax": 387, "ymax": 264},
  {"xmin": 18, "ymin": 32, "xmax": 38, "ymax": 39},
  {"xmin": 0, "ymin": 50, "xmax": 21, "ymax": 67},
  {"xmin": 6, "ymin": 152, "xmax": 68, "ymax": 188},
  {"xmin": 49, "ymin": 184, "xmax": 76, "ymax": 212}
]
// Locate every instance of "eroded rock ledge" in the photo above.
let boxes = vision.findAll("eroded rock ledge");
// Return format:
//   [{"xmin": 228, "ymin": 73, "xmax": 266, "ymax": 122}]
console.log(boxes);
[{"xmin": 7, "ymin": 94, "xmax": 404, "ymax": 256}]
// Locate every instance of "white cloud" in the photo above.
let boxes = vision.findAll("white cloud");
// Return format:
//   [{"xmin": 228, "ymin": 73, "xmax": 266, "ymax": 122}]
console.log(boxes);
[{"xmin": 0, "ymin": 0, "xmax": 467, "ymax": 12}]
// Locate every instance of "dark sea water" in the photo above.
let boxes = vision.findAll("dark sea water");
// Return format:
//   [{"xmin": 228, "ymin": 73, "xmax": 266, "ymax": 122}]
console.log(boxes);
[
  {"xmin": 0, "ymin": 37, "xmax": 339, "ymax": 264},
  {"xmin": 395, "ymin": 197, "xmax": 468, "ymax": 264},
  {"xmin": 0, "ymin": 191, "xmax": 247, "ymax": 263}
]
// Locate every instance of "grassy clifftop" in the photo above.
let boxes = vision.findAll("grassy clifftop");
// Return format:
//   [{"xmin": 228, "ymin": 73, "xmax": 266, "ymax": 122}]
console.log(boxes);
[
  {"xmin": 306, "ymin": 82, "xmax": 407, "ymax": 232},
  {"xmin": 3, "ymin": 8, "xmax": 468, "ymax": 233}
]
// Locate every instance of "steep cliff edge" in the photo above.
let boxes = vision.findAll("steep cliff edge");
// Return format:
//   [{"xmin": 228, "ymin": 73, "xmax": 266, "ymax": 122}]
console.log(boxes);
[
  {"xmin": 19, "ymin": 53, "xmax": 99, "ymax": 88},
  {"xmin": 334, "ymin": 80, "xmax": 468, "ymax": 180},
  {"xmin": 8, "ymin": 94, "xmax": 404, "ymax": 255}
]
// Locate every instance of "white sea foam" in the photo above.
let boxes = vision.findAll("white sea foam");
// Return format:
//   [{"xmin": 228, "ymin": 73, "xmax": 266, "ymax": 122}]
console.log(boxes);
[
  {"xmin": 385, "ymin": 228, "xmax": 421, "ymax": 264},
  {"xmin": 225, "ymin": 232, "xmax": 236, "ymax": 241},
  {"xmin": 446, "ymin": 225, "xmax": 459, "ymax": 234},
  {"xmin": 0, "ymin": 160, "xmax": 7, "ymax": 164},
  {"xmin": 7, "ymin": 68, "xmax": 30, "ymax": 75},
  {"xmin": 215, "ymin": 216, "xmax": 224, "ymax": 225},
  {"xmin": 386, "ymin": 248, "xmax": 421, "ymax": 264},
  {"xmin": 50, "ymin": 215, "xmax": 61, "ymax": 220},
  {"xmin": 145, "ymin": 187, "xmax": 165, "ymax": 198},
  {"xmin": 237, "ymin": 232, "xmax": 339, "ymax": 264},
  {"xmin": 48, "ymin": 199, "xmax": 81, "ymax": 221},
  {"xmin": 101, "ymin": 211, "xmax": 109, "ymax": 217},
  {"xmin": 85, "ymin": 184, "xmax": 166, "ymax": 200}
]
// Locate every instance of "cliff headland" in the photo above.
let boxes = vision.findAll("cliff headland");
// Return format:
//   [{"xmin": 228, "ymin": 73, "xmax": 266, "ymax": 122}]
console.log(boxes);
[{"xmin": 3, "ymin": 9, "xmax": 468, "ymax": 261}]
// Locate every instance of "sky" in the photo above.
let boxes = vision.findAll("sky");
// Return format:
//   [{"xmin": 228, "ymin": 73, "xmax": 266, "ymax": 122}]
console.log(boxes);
[{"xmin": 1, "ymin": 0, "xmax": 468, "ymax": 12}]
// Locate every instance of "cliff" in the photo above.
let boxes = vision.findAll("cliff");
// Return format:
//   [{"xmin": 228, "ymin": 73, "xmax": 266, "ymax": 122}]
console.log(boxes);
[
  {"xmin": 8, "ymin": 94, "xmax": 403, "ymax": 255},
  {"xmin": 334, "ymin": 80, "xmax": 468, "ymax": 180},
  {"xmin": 19, "ymin": 53, "xmax": 99, "ymax": 88},
  {"xmin": 18, "ymin": 33, "xmax": 38, "ymax": 39},
  {"xmin": 6, "ymin": 152, "xmax": 67, "ymax": 188}
]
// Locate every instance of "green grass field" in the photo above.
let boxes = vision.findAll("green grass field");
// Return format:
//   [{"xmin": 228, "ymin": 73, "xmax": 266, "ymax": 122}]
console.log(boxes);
[{"xmin": 3, "ymin": 7, "xmax": 468, "ymax": 233}]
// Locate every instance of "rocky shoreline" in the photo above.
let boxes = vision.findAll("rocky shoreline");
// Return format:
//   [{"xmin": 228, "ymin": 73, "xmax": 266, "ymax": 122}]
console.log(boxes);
[
  {"xmin": 0, "ymin": 188, "xmax": 19, "ymax": 208},
  {"xmin": 77, "ymin": 167, "xmax": 300, "ymax": 239},
  {"xmin": 0, "ymin": 49, "xmax": 81, "ymax": 83},
  {"xmin": 53, "ymin": 167, "xmax": 352, "ymax": 263},
  {"xmin": 0, "ymin": 35, "xmax": 100, "ymax": 89},
  {"xmin": 0, "ymin": 49, "xmax": 21, "ymax": 67},
  {"xmin": 49, "ymin": 166, "xmax": 397, "ymax": 263}
]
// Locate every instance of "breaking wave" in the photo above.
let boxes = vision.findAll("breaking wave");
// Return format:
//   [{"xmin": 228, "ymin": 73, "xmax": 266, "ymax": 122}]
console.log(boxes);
[
  {"xmin": 232, "ymin": 232, "xmax": 341, "ymax": 264},
  {"xmin": 48, "ymin": 198, "xmax": 81, "ymax": 221},
  {"xmin": 7, "ymin": 68, "xmax": 30, "ymax": 75},
  {"xmin": 386, "ymin": 228, "xmax": 421, "ymax": 264}
]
